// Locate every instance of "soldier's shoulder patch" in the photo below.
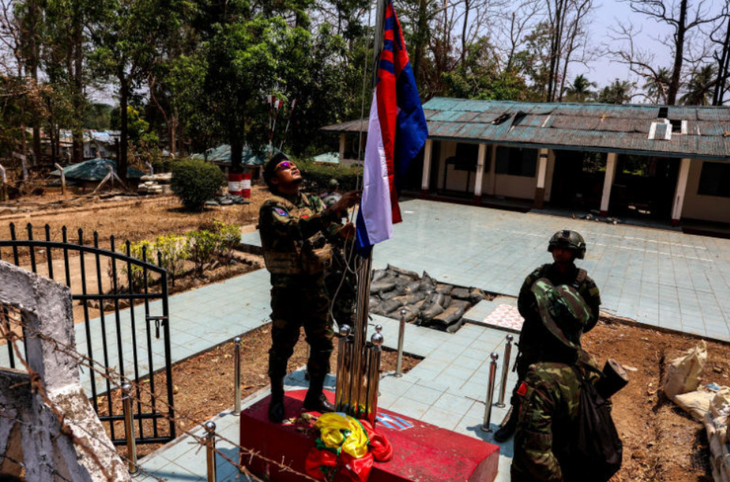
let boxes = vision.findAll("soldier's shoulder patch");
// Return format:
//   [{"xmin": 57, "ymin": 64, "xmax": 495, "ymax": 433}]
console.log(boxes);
[
  {"xmin": 516, "ymin": 382, "xmax": 529, "ymax": 397},
  {"xmin": 273, "ymin": 207, "xmax": 289, "ymax": 217}
]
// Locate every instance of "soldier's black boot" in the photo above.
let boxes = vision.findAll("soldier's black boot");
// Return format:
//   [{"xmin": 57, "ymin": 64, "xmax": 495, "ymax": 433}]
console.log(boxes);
[
  {"xmin": 268, "ymin": 378, "xmax": 285, "ymax": 423},
  {"xmin": 302, "ymin": 375, "xmax": 335, "ymax": 413},
  {"xmin": 493, "ymin": 405, "xmax": 518, "ymax": 443}
]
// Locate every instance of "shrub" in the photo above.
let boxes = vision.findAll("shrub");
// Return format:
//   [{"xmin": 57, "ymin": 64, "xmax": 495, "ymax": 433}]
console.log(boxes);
[
  {"xmin": 154, "ymin": 234, "xmax": 189, "ymax": 279},
  {"xmin": 125, "ymin": 235, "xmax": 189, "ymax": 288},
  {"xmin": 171, "ymin": 159, "xmax": 226, "ymax": 211},
  {"xmin": 186, "ymin": 230, "xmax": 220, "ymax": 274}
]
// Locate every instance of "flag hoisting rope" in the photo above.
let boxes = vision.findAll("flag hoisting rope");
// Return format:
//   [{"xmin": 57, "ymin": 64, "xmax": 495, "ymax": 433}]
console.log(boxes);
[{"xmin": 335, "ymin": 0, "xmax": 428, "ymax": 425}]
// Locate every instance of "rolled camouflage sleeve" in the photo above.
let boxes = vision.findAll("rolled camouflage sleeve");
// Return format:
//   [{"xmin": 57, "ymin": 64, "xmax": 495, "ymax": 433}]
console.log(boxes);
[{"xmin": 513, "ymin": 374, "xmax": 563, "ymax": 482}]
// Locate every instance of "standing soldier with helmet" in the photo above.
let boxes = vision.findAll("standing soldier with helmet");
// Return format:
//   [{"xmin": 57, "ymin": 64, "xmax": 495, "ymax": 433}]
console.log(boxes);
[
  {"xmin": 494, "ymin": 230, "xmax": 601, "ymax": 443},
  {"xmin": 511, "ymin": 278, "xmax": 621, "ymax": 482},
  {"xmin": 259, "ymin": 153, "xmax": 359, "ymax": 423}
]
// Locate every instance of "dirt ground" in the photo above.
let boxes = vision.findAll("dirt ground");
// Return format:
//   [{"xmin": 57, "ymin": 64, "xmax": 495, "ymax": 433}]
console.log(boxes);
[
  {"xmin": 0, "ymin": 185, "xmax": 270, "ymax": 246},
  {"xmin": 583, "ymin": 317, "xmax": 725, "ymax": 482}
]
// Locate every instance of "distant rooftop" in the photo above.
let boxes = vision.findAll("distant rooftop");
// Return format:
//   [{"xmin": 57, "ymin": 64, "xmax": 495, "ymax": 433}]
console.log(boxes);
[
  {"xmin": 50, "ymin": 158, "xmax": 144, "ymax": 181},
  {"xmin": 190, "ymin": 144, "xmax": 283, "ymax": 165},
  {"xmin": 322, "ymin": 98, "xmax": 730, "ymax": 160}
]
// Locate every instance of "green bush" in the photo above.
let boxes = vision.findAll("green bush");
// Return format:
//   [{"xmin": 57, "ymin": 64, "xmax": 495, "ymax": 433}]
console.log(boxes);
[
  {"xmin": 186, "ymin": 230, "xmax": 220, "ymax": 274},
  {"xmin": 125, "ymin": 235, "xmax": 190, "ymax": 288},
  {"xmin": 296, "ymin": 159, "xmax": 362, "ymax": 193},
  {"xmin": 171, "ymin": 159, "xmax": 226, "ymax": 211}
]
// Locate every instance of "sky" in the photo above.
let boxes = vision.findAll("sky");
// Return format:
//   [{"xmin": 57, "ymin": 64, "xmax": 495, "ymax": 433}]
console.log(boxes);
[{"xmin": 588, "ymin": 0, "xmax": 673, "ymax": 92}]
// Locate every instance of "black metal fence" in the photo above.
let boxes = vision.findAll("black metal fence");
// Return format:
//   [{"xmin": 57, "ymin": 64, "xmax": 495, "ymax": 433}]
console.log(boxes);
[{"xmin": 0, "ymin": 223, "xmax": 176, "ymax": 445}]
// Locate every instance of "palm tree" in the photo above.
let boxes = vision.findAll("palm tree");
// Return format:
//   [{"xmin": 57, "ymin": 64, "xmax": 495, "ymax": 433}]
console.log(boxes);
[
  {"xmin": 680, "ymin": 65, "xmax": 717, "ymax": 106},
  {"xmin": 597, "ymin": 79, "xmax": 635, "ymax": 104},
  {"xmin": 565, "ymin": 74, "xmax": 597, "ymax": 102},
  {"xmin": 643, "ymin": 68, "xmax": 671, "ymax": 104}
]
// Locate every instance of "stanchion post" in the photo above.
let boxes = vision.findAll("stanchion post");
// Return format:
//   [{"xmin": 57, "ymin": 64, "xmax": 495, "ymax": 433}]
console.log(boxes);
[
  {"xmin": 396, "ymin": 309, "xmax": 406, "ymax": 377},
  {"xmin": 122, "ymin": 383, "xmax": 139, "ymax": 475},
  {"xmin": 234, "ymin": 337, "xmax": 242, "ymax": 414},
  {"xmin": 480, "ymin": 353, "xmax": 499, "ymax": 433},
  {"xmin": 205, "ymin": 421, "xmax": 216, "ymax": 482},
  {"xmin": 496, "ymin": 335, "xmax": 514, "ymax": 408}
]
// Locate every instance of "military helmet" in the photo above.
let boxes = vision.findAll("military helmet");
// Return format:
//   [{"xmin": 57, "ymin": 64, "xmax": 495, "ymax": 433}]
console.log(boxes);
[
  {"xmin": 532, "ymin": 278, "xmax": 591, "ymax": 351},
  {"xmin": 548, "ymin": 230, "xmax": 586, "ymax": 259}
]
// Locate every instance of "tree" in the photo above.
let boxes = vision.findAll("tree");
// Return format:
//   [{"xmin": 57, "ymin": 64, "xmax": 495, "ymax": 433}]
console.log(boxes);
[
  {"xmin": 642, "ymin": 67, "xmax": 671, "ymax": 104},
  {"xmin": 88, "ymin": 0, "xmax": 183, "ymax": 182},
  {"xmin": 202, "ymin": 16, "xmax": 291, "ymax": 172},
  {"xmin": 613, "ymin": 0, "xmax": 724, "ymax": 105},
  {"xmin": 597, "ymin": 78, "xmax": 635, "ymax": 104},
  {"xmin": 711, "ymin": 11, "xmax": 730, "ymax": 105},
  {"xmin": 565, "ymin": 74, "xmax": 595, "ymax": 102},
  {"xmin": 441, "ymin": 37, "xmax": 529, "ymax": 100},
  {"xmin": 544, "ymin": 0, "xmax": 596, "ymax": 102},
  {"xmin": 680, "ymin": 64, "xmax": 717, "ymax": 105}
]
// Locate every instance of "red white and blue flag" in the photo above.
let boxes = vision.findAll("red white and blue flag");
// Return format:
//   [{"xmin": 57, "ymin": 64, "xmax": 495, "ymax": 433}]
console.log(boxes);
[{"xmin": 355, "ymin": 0, "xmax": 428, "ymax": 256}]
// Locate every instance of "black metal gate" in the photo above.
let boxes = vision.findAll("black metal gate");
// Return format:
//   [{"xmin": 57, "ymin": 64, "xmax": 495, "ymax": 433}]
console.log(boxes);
[{"xmin": 0, "ymin": 223, "xmax": 175, "ymax": 445}]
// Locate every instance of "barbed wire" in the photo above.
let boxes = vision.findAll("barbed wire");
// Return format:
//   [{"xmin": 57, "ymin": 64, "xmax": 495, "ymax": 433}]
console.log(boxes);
[{"xmin": 1, "ymin": 313, "xmax": 323, "ymax": 482}]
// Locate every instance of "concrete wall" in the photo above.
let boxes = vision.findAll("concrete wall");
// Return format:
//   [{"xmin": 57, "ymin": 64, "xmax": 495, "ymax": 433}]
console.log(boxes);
[
  {"xmin": 0, "ymin": 261, "xmax": 131, "ymax": 482},
  {"xmin": 436, "ymin": 140, "xmax": 540, "ymax": 200},
  {"xmin": 682, "ymin": 158, "xmax": 730, "ymax": 223}
]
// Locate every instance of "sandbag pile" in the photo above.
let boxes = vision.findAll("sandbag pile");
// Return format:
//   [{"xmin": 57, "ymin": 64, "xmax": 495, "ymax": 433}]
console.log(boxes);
[
  {"xmin": 662, "ymin": 341, "xmax": 730, "ymax": 482},
  {"xmin": 368, "ymin": 264, "xmax": 486, "ymax": 333},
  {"xmin": 704, "ymin": 389, "xmax": 730, "ymax": 482}
]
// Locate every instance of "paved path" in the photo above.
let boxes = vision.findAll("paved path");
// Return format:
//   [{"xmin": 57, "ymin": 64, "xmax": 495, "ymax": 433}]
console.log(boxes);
[{"xmin": 242, "ymin": 199, "xmax": 730, "ymax": 341}]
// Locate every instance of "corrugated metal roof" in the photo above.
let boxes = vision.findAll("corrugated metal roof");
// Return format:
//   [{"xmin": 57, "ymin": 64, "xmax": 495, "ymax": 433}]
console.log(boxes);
[{"xmin": 322, "ymin": 98, "xmax": 730, "ymax": 160}]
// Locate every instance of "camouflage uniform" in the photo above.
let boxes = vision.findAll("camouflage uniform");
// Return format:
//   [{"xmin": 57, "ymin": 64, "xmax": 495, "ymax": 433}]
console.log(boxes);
[
  {"xmin": 259, "ymin": 192, "xmax": 342, "ymax": 382},
  {"xmin": 512, "ymin": 263, "xmax": 601, "ymax": 405},
  {"xmin": 511, "ymin": 354, "xmax": 602, "ymax": 482}
]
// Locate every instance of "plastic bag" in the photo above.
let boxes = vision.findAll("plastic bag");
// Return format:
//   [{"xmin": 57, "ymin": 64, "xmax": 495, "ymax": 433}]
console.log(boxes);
[
  {"xmin": 316, "ymin": 413, "xmax": 369, "ymax": 459},
  {"xmin": 663, "ymin": 341, "xmax": 707, "ymax": 399}
]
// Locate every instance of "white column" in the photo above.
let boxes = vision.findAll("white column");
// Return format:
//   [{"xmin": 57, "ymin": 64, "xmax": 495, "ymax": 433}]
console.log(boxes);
[
  {"xmin": 339, "ymin": 133, "xmax": 346, "ymax": 161},
  {"xmin": 600, "ymin": 153, "xmax": 618, "ymax": 216},
  {"xmin": 671, "ymin": 158, "xmax": 692, "ymax": 226},
  {"xmin": 534, "ymin": 148, "xmax": 549, "ymax": 208},
  {"xmin": 421, "ymin": 138, "xmax": 433, "ymax": 193},
  {"xmin": 474, "ymin": 143, "xmax": 487, "ymax": 199},
  {"xmin": 536, "ymin": 149, "xmax": 548, "ymax": 189}
]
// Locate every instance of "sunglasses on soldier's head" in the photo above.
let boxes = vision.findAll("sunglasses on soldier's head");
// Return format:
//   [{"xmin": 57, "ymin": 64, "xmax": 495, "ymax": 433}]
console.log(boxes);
[{"xmin": 275, "ymin": 161, "xmax": 296, "ymax": 172}]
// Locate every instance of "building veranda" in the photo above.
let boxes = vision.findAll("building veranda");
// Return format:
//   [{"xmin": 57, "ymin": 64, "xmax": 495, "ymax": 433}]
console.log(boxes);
[{"xmin": 324, "ymin": 98, "xmax": 730, "ymax": 228}]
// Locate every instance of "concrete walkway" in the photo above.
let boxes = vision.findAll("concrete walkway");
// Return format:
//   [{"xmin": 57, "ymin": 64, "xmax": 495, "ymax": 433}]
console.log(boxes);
[{"xmin": 242, "ymin": 199, "xmax": 730, "ymax": 341}]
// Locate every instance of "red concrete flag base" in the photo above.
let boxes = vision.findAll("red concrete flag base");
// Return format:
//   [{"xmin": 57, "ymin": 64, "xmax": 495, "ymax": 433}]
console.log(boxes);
[{"xmin": 239, "ymin": 389, "xmax": 500, "ymax": 482}]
